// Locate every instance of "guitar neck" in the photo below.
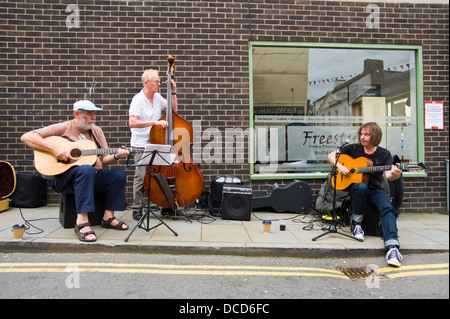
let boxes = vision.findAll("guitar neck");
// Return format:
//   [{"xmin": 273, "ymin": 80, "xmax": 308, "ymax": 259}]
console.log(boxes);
[
  {"xmin": 357, "ymin": 163, "xmax": 407, "ymax": 174},
  {"xmin": 81, "ymin": 148, "xmax": 120, "ymax": 156},
  {"xmin": 81, "ymin": 147, "xmax": 142, "ymax": 156}
]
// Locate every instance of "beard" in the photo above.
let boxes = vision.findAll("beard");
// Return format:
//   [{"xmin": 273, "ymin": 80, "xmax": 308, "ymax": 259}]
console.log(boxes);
[{"xmin": 79, "ymin": 116, "xmax": 95, "ymax": 130}]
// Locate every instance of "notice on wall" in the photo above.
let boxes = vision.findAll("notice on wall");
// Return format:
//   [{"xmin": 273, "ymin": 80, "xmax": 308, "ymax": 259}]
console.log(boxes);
[{"xmin": 425, "ymin": 101, "xmax": 444, "ymax": 129}]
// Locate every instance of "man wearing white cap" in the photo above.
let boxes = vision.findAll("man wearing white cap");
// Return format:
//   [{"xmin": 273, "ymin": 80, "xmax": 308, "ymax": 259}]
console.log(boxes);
[{"xmin": 21, "ymin": 100, "xmax": 130, "ymax": 242}]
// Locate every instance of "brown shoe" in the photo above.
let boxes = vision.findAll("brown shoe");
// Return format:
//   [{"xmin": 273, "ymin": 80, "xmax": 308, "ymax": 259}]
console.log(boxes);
[
  {"xmin": 74, "ymin": 223, "xmax": 97, "ymax": 242},
  {"xmin": 101, "ymin": 217, "xmax": 128, "ymax": 230}
]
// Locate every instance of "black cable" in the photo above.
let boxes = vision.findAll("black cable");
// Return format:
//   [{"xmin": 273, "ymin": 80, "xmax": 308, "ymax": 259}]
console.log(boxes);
[{"xmin": 14, "ymin": 157, "xmax": 56, "ymax": 235}]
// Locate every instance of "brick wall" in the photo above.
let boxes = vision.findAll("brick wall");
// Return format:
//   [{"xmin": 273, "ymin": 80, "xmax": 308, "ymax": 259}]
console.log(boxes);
[{"xmin": 1, "ymin": 0, "xmax": 448, "ymax": 212}]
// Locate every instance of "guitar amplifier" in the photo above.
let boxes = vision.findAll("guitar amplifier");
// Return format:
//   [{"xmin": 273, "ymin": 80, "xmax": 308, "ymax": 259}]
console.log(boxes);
[
  {"xmin": 208, "ymin": 176, "xmax": 242, "ymax": 217},
  {"xmin": 220, "ymin": 185, "xmax": 252, "ymax": 221}
]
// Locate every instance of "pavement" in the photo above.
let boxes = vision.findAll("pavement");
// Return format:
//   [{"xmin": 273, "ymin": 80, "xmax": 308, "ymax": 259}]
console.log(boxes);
[{"xmin": 0, "ymin": 205, "xmax": 448, "ymax": 258}]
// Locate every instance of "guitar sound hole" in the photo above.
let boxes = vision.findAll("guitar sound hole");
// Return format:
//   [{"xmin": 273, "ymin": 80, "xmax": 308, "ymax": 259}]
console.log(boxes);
[{"xmin": 70, "ymin": 148, "xmax": 82, "ymax": 159}]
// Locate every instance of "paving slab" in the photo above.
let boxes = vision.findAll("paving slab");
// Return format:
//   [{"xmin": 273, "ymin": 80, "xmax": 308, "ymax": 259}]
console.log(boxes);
[{"xmin": 0, "ymin": 205, "xmax": 448, "ymax": 257}]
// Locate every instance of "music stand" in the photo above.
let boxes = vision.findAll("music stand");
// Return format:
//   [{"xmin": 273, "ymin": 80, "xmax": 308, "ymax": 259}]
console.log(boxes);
[
  {"xmin": 124, "ymin": 144, "xmax": 179, "ymax": 242},
  {"xmin": 312, "ymin": 146, "xmax": 363, "ymax": 242}
]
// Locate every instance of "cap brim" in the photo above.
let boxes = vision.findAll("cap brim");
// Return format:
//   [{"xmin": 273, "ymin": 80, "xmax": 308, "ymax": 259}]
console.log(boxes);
[{"xmin": 78, "ymin": 106, "xmax": 102, "ymax": 111}]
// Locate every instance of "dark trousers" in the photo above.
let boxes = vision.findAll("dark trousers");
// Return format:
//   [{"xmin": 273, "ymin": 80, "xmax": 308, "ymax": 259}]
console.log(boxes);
[
  {"xmin": 350, "ymin": 183, "xmax": 400, "ymax": 248},
  {"xmin": 50, "ymin": 165, "xmax": 126, "ymax": 214}
]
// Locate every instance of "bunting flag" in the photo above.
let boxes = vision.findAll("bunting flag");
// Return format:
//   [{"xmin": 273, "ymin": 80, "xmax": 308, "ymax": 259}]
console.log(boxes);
[{"xmin": 308, "ymin": 63, "xmax": 411, "ymax": 86}]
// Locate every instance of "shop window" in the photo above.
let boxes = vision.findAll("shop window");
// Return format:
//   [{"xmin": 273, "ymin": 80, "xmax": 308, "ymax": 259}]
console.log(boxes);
[{"xmin": 250, "ymin": 42, "xmax": 423, "ymax": 179}]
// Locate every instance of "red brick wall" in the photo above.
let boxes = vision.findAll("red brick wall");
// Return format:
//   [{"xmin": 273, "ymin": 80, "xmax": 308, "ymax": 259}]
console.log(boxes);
[{"xmin": 1, "ymin": 0, "xmax": 448, "ymax": 212}]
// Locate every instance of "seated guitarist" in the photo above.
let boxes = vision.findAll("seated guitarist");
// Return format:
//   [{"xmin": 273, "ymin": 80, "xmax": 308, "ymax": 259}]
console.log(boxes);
[
  {"xmin": 327, "ymin": 122, "xmax": 403, "ymax": 267},
  {"xmin": 21, "ymin": 100, "xmax": 130, "ymax": 242}
]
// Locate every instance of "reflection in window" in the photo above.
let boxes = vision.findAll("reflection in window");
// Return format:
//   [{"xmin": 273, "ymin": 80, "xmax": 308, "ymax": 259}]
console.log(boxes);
[{"xmin": 251, "ymin": 44, "xmax": 419, "ymax": 176}]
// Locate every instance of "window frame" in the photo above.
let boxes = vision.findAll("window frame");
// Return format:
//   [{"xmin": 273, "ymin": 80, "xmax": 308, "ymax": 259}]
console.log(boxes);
[{"xmin": 249, "ymin": 41, "xmax": 426, "ymax": 180}]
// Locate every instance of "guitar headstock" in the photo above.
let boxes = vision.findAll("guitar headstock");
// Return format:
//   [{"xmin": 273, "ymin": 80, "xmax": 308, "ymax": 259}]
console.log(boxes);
[
  {"xmin": 402, "ymin": 162, "xmax": 428, "ymax": 172},
  {"xmin": 393, "ymin": 155, "xmax": 428, "ymax": 172},
  {"xmin": 417, "ymin": 162, "xmax": 429, "ymax": 169}
]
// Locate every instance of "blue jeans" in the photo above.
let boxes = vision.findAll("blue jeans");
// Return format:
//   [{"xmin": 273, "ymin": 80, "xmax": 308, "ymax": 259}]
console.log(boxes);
[
  {"xmin": 50, "ymin": 165, "xmax": 126, "ymax": 215},
  {"xmin": 350, "ymin": 183, "xmax": 400, "ymax": 248}
]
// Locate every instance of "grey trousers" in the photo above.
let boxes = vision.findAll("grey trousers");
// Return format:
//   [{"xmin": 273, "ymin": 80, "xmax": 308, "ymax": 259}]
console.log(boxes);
[{"xmin": 131, "ymin": 152, "xmax": 147, "ymax": 211}]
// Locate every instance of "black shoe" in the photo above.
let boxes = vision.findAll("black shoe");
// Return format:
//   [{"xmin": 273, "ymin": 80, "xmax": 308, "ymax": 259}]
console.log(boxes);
[
  {"xmin": 132, "ymin": 210, "xmax": 143, "ymax": 221},
  {"xmin": 161, "ymin": 207, "xmax": 176, "ymax": 217}
]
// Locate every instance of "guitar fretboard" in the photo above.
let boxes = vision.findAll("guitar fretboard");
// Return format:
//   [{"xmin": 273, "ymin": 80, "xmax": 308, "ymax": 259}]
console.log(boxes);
[
  {"xmin": 357, "ymin": 163, "xmax": 410, "ymax": 173},
  {"xmin": 81, "ymin": 148, "xmax": 120, "ymax": 156},
  {"xmin": 78, "ymin": 147, "xmax": 144, "ymax": 156}
]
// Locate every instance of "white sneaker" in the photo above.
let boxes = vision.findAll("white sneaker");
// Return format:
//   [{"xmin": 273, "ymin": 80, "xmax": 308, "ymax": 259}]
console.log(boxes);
[
  {"xmin": 386, "ymin": 246, "xmax": 403, "ymax": 267},
  {"xmin": 352, "ymin": 224, "xmax": 365, "ymax": 241}
]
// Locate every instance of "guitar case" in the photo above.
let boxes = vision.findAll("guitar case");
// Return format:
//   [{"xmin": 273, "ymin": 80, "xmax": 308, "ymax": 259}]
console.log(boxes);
[
  {"xmin": 252, "ymin": 180, "xmax": 312, "ymax": 213},
  {"xmin": 0, "ymin": 161, "xmax": 16, "ymax": 212}
]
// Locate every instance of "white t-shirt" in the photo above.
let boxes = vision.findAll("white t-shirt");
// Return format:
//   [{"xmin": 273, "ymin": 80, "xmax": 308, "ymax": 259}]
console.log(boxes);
[{"xmin": 129, "ymin": 89, "xmax": 167, "ymax": 147}]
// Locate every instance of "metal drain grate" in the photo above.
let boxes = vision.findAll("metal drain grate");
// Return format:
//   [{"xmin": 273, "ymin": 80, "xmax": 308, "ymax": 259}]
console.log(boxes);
[{"xmin": 336, "ymin": 265, "xmax": 388, "ymax": 280}]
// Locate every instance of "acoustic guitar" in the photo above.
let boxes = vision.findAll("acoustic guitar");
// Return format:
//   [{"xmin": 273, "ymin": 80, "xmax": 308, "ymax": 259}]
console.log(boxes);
[
  {"xmin": 332, "ymin": 154, "xmax": 427, "ymax": 191},
  {"xmin": 33, "ymin": 136, "xmax": 141, "ymax": 177}
]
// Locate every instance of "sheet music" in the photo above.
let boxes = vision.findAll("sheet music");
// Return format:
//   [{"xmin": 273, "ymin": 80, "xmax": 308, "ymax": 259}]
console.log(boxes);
[{"xmin": 136, "ymin": 144, "xmax": 177, "ymax": 166}]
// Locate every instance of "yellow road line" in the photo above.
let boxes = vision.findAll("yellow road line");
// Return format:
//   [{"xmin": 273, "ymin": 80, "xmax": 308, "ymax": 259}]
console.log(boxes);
[
  {"xmin": 384, "ymin": 269, "xmax": 449, "ymax": 279},
  {"xmin": 0, "ymin": 263, "xmax": 347, "ymax": 278},
  {"xmin": 379, "ymin": 263, "xmax": 449, "ymax": 278},
  {"xmin": 0, "ymin": 262, "xmax": 344, "ymax": 276},
  {"xmin": 0, "ymin": 262, "xmax": 343, "ymax": 273},
  {"xmin": 0, "ymin": 262, "xmax": 447, "ymax": 280},
  {"xmin": 379, "ymin": 263, "xmax": 449, "ymax": 273},
  {"xmin": 0, "ymin": 267, "xmax": 347, "ymax": 278}
]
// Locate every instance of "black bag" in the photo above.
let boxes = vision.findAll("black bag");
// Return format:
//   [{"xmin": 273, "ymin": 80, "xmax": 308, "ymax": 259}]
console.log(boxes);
[
  {"xmin": 314, "ymin": 178, "xmax": 351, "ymax": 220},
  {"xmin": 10, "ymin": 173, "xmax": 47, "ymax": 208}
]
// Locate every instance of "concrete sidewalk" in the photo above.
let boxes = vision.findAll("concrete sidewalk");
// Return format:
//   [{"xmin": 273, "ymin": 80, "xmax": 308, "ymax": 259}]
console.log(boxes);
[{"xmin": 0, "ymin": 205, "xmax": 448, "ymax": 257}]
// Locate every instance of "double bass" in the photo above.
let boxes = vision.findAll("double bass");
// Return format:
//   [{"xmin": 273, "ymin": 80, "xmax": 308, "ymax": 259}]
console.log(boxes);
[{"xmin": 144, "ymin": 55, "xmax": 204, "ymax": 209}]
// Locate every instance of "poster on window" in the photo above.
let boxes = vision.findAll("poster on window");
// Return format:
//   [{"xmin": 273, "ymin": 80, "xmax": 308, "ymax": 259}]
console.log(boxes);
[{"xmin": 425, "ymin": 101, "xmax": 444, "ymax": 129}]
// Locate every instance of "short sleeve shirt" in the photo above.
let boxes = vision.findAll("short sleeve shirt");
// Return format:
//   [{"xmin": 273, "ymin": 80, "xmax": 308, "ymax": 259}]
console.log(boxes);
[{"xmin": 129, "ymin": 89, "xmax": 167, "ymax": 147}]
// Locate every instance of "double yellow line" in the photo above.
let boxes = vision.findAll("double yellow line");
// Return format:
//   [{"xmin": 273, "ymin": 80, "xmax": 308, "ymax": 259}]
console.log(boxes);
[
  {"xmin": 0, "ymin": 262, "xmax": 346, "ymax": 278},
  {"xmin": 379, "ymin": 263, "xmax": 449, "ymax": 279},
  {"xmin": 0, "ymin": 262, "xmax": 448, "ymax": 279}
]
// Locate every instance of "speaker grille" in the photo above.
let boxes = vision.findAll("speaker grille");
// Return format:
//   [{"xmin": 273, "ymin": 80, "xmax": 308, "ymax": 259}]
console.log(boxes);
[{"xmin": 221, "ymin": 185, "xmax": 252, "ymax": 221}]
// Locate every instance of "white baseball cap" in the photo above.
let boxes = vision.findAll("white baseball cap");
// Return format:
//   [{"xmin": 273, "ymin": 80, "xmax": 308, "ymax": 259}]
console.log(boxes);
[{"xmin": 73, "ymin": 100, "xmax": 102, "ymax": 111}]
